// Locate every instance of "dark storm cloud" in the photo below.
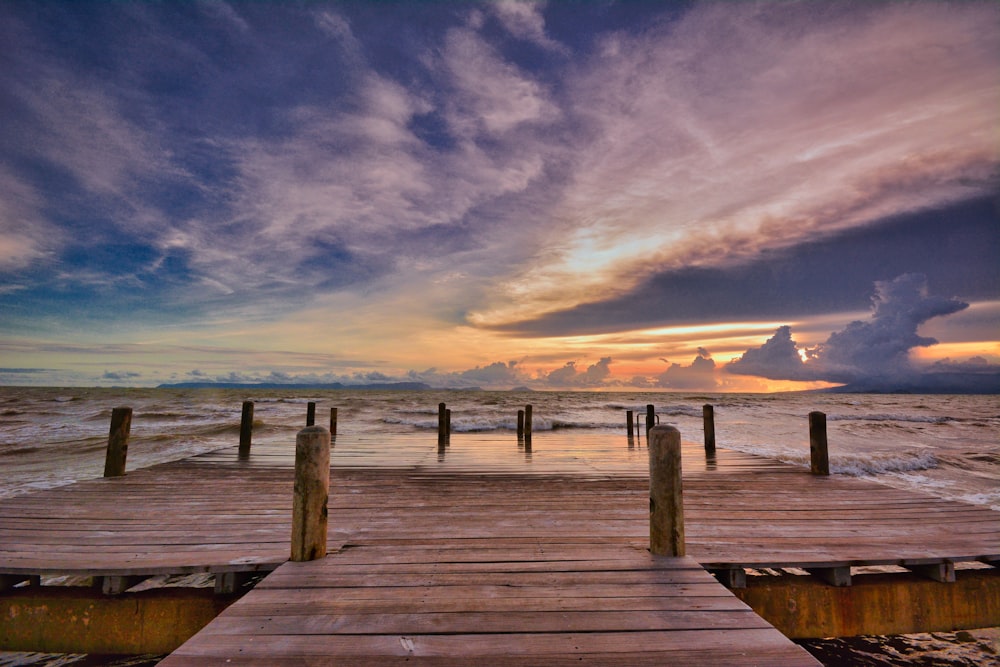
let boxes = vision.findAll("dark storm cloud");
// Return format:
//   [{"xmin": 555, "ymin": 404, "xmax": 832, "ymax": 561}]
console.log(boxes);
[
  {"xmin": 727, "ymin": 274, "xmax": 1000, "ymax": 391},
  {"xmin": 490, "ymin": 198, "xmax": 1000, "ymax": 336}
]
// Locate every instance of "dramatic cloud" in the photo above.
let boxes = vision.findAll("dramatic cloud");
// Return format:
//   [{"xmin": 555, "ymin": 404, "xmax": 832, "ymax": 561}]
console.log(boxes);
[
  {"xmin": 728, "ymin": 274, "xmax": 998, "ymax": 391},
  {"xmin": 656, "ymin": 348, "xmax": 719, "ymax": 390},
  {"xmin": 539, "ymin": 357, "xmax": 613, "ymax": 388},
  {"xmin": 0, "ymin": 2, "xmax": 997, "ymax": 388}
]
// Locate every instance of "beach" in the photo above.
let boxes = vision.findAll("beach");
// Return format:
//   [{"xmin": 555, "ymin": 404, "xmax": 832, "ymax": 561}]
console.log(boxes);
[{"xmin": 0, "ymin": 387, "xmax": 997, "ymax": 665}]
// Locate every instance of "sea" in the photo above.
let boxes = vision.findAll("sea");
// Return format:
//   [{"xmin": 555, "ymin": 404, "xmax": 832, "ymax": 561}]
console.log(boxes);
[{"xmin": 1, "ymin": 386, "xmax": 998, "ymax": 666}]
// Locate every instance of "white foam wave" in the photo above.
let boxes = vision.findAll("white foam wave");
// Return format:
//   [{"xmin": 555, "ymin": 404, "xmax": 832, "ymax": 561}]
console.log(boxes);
[
  {"xmin": 726, "ymin": 443, "xmax": 938, "ymax": 477},
  {"xmin": 827, "ymin": 413, "xmax": 952, "ymax": 424}
]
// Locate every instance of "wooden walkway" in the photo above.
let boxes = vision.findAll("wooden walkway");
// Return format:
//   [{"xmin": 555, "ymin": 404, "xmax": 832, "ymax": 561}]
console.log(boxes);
[{"xmin": 2, "ymin": 435, "xmax": 999, "ymax": 663}]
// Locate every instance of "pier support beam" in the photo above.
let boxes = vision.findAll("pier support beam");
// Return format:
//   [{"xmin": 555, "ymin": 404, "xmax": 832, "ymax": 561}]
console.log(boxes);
[
  {"xmin": 905, "ymin": 560, "xmax": 956, "ymax": 583},
  {"xmin": 806, "ymin": 566, "xmax": 851, "ymax": 587},
  {"xmin": 291, "ymin": 426, "xmax": 330, "ymax": 562},
  {"xmin": 648, "ymin": 425, "xmax": 685, "ymax": 557},
  {"xmin": 733, "ymin": 569, "xmax": 1000, "ymax": 638}
]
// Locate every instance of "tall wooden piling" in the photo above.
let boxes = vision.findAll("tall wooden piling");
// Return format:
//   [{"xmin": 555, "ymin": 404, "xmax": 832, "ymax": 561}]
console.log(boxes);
[
  {"xmin": 238, "ymin": 401, "xmax": 254, "ymax": 458},
  {"xmin": 524, "ymin": 404, "xmax": 533, "ymax": 439},
  {"xmin": 329, "ymin": 408, "xmax": 338, "ymax": 438},
  {"xmin": 517, "ymin": 410, "xmax": 525, "ymax": 437},
  {"xmin": 306, "ymin": 402, "xmax": 316, "ymax": 427},
  {"xmin": 626, "ymin": 410, "xmax": 634, "ymax": 437},
  {"xmin": 438, "ymin": 403, "xmax": 447, "ymax": 445},
  {"xmin": 291, "ymin": 426, "xmax": 330, "ymax": 562},
  {"xmin": 649, "ymin": 425, "xmax": 685, "ymax": 556},
  {"xmin": 445, "ymin": 409, "xmax": 451, "ymax": 440},
  {"xmin": 645, "ymin": 404, "xmax": 655, "ymax": 436},
  {"xmin": 103, "ymin": 407, "xmax": 132, "ymax": 478},
  {"xmin": 809, "ymin": 411, "xmax": 830, "ymax": 476},
  {"xmin": 703, "ymin": 404, "xmax": 716, "ymax": 455}
]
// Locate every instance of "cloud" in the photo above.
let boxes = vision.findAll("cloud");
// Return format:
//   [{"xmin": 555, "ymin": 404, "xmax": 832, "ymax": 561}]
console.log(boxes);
[
  {"xmin": 726, "ymin": 274, "xmax": 994, "ymax": 390},
  {"xmin": 457, "ymin": 361, "xmax": 524, "ymax": 386},
  {"xmin": 656, "ymin": 348, "xmax": 719, "ymax": 390},
  {"xmin": 538, "ymin": 357, "xmax": 612, "ymax": 388},
  {"xmin": 102, "ymin": 370, "xmax": 142, "ymax": 381},
  {"xmin": 488, "ymin": 1, "xmax": 567, "ymax": 54},
  {"xmin": 469, "ymin": 1, "xmax": 1000, "ymax": 328}
]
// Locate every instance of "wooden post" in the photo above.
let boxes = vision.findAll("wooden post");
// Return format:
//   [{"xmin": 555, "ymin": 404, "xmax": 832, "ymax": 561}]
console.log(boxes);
[
  {"xmin": 524, "ymin": 404, "xmax": 532, "ymax": 439},
  {"xmin": 703, "ymin": 404, "xmax": 716, "ymax": 455},
  {"xmin": 517, "ymin": 409, "xmax": 525, "ymax": 437},
  {"xmin": 626, "ymin": 410, "xmax": 634, "ymax": 436},
  {"xmin": 649, "ymin": 425, "xmax": 685, "ymax": 556},
  {"xmin": 238, "ymin": 401, "xmax": 254, "ymax": 458},
  {"xmin": 103, "ymin": 407, "xmax": 132, "ymax": 478},
  {"xmin": 446, "ymin": 408, "xmax": 452, "ymax": 440},
  {"xmin": 809, "ymin": 411, "xmax": 830, "ymax": 476},
  {"xmin": 306, "ymin": 402, "xmax": 316, "ymax": 427},
  {"xmin": 645, "ymin": 404, "xmax": 655, "ymax": 436},
  {"xmin": 438, "ymin": 403, "xmax": 447, "ymax": 445},
  {"xmin": 291, "ymin": 426, "xmax": 330, "ymax": 562},
  {"xmin": 329, "ymin": 407, "xmax": 338, "ymax": 438}
]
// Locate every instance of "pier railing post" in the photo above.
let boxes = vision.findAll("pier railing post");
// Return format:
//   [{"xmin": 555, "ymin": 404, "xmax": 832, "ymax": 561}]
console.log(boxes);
[
  {"xmin": 703, "ymin": 404, "xmax": 716, "ymax": 455},
  {"xmin": 329, "ymin": 407, "xmax": 338, "ymax": 438},
  {"xmin": 306, "ymin": 402, "xmax": 316, "ymax": 427},
  {"xmin": 438, "ymin": 403, "xmax": 447, "ymax": 445},
  {"xmin": 626, "ymin": 410, "xmax": 634, "ymax": 437},
  {"xmin": 524, "ymin": 404, "xmax": 533, "ymax": 440},
  {"xmin": 291, "ymin": 426, "xmax": 330, "ymax": 562},
  {"xmin": 809, "ymin": 412, "xmax": 830, "ymax": 475},
  {"xmin": 238, "ymin": 401, "xmax": 254, "ymax": 458},
  {"xmin": 645, "ymin": 404, "xmax": 655, "ymax": 436},
  {"xmin": 649, "ymin": 425, "xmax": 685, "ymax": 556},
  {"xmin": 103, "ymin": 407, "xmax": 132, "ymax": 478},
  {"xmin": 809, "ymin": 411, "xmax": 830, "ymax": 476},
  {"xmin": 517, "ymin": 409, "xmax": 525, "ymax": 438}
]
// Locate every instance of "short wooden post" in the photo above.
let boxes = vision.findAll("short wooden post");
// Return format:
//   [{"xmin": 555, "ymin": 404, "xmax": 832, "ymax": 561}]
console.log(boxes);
[
  {"xmin": 524, "ymin": 404, "xmax": 533, "ymax": 438},
  {"xmin": 649, "ymin": 425, "xmax": 685, "ymax": 556},
  {"xmin": 103, "ymin": 407, "xmax": 132, "ymax": 477},
  {"xmin": 306, "ymin": 402, "xmax": 316, "ymax": 427},
  {"xmin": 291, "ymin": 426, "xmax": 330, "ymax": 562},
  {"xmin": 809, "ymin": 411, "xmax": 830, "ymax": 475},
  {"xmin": 645, "ymin": 404, "xmax": 655, "ymax": 436},
  {"xmin": 626, "ymin": 410, "xmax": 634, "ymax": 436},
  {"xmin": 437, "ymin": 403, "xmax": 447, "ymax": 445},
  {"xmin": 703, "ymin": 404, "xmax": 716, "ymax": 455},
  {"xmin": 329, "ymin": 407, "xmax": 338, "ymax": 438},
  {"xmin": 445, "ymin": 408, "xmax": 452, "ymax": 440},
  {"xmin": 517, "ymin": 409, "xmax": 525, "ymax": 437},
  {"xmin": 238, "ymin": 401, "xmax": 254, "ymax": 458}
]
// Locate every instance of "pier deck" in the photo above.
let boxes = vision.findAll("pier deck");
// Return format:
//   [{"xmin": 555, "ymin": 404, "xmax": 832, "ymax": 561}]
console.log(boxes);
[{"xmin": 1, "ymin": 434, "xmax": 998, "ymax": 662}]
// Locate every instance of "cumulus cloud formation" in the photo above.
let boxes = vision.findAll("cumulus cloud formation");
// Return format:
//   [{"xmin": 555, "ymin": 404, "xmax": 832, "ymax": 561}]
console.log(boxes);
[
  {"xmin": 538, "ymin": 357, "xmax": 613, "ymax": 388},
  {"xmin": 657, "ymin": 348, "xmax": 718, "ymax": 390},
  {"xmin": 728, "ymin": 274, "xmax": 997, "ymax": 391}
]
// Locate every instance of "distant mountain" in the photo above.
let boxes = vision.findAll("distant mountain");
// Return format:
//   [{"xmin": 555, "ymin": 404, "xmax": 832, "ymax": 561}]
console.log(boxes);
[
  {"xmin": 157, "ymin": 381, "xmax": 432, "ymax": 391},
  {"xmin": 825, "ymin": 372, "xmax": 1000, "ymax": 395}
]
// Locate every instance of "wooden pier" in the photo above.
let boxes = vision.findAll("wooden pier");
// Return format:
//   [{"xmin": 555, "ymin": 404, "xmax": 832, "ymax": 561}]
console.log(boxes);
[{"xmin": 1, "ymin": 432, "xmax": 998, "ymax": 663}]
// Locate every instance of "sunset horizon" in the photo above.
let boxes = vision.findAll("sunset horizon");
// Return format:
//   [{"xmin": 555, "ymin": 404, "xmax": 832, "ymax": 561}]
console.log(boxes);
[{"xmin": 1, "ymin": 1, "xmax": 998, "ymax": 393}]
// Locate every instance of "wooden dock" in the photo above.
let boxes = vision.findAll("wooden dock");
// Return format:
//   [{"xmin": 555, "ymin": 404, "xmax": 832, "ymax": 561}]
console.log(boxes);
[{"xmin": 2, "ymin": 434, "xmax": 999, "ymax": 663}]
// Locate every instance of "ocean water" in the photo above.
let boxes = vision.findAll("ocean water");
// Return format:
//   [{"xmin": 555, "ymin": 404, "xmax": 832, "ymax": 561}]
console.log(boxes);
[
  {"xmin": 1, "ymin": 387, "xmax": 998, "ymax": 666},
  {"xmin": 1, "ymin": 387, "xmax": 997, "ymax": 508}
]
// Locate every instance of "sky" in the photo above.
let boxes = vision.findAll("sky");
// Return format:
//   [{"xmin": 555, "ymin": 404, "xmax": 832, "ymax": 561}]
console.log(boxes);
[{"xmin": 1, "ymin": 0, "xmax": 998, "ymax": 392}]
